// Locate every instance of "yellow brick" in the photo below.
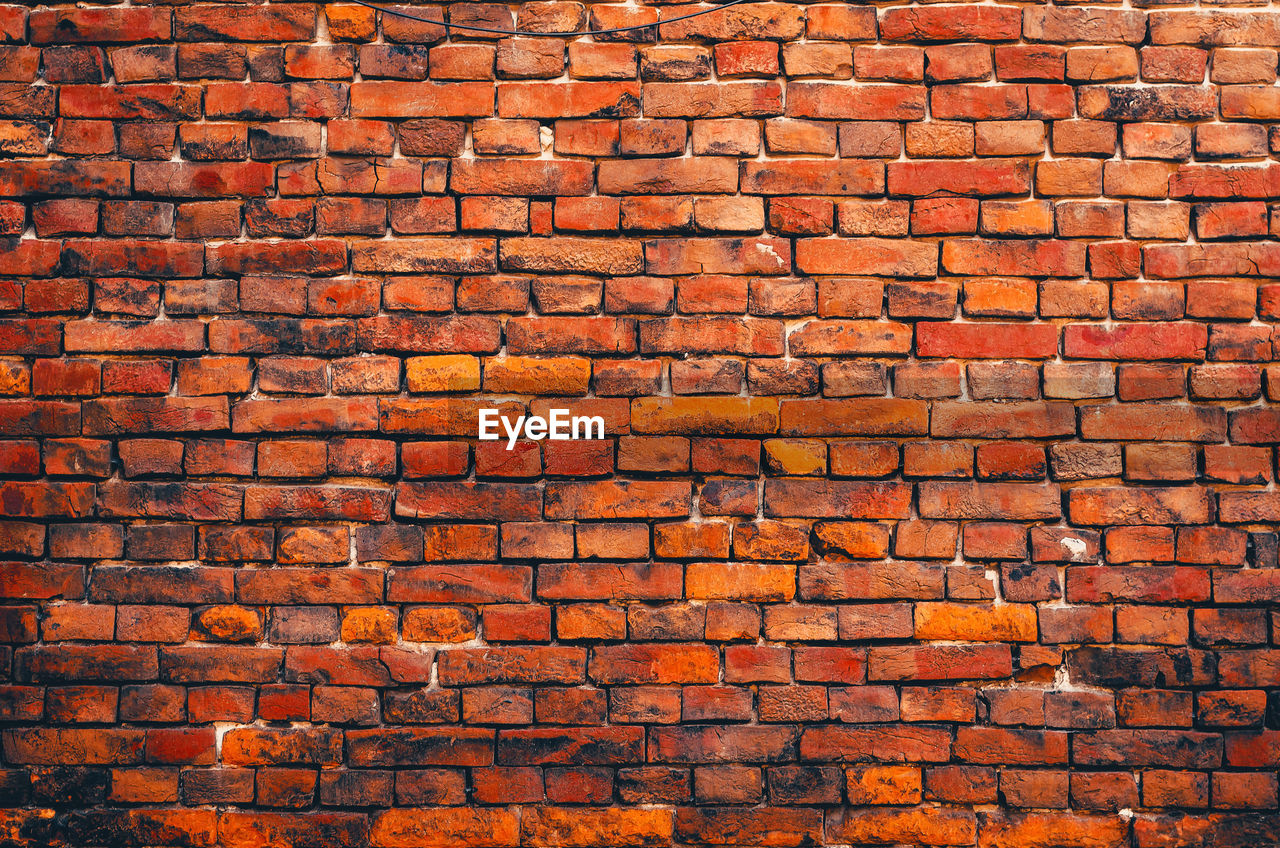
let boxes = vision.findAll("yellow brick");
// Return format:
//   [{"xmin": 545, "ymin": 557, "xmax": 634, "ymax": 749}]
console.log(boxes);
[
  {"xmin": 764, "ymin": 438, "xmax": 828, "ymax": 475},
  {"xmin": 405, "ymin": 355, "xmax": 480, "ymax": 393},
  {"xmin": 483, "ymin": 356, "xmax": 591, "ymax": 395},
  {"xmin": 914, "ymin": 602, "xmax": 1038, "ymax": 642}
]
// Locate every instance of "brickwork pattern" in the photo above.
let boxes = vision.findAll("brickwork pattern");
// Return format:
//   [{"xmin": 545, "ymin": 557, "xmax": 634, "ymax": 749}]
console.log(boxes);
[{"xmin": 2, "ymin": 0, "xmax": 1280, "ymax": 844}]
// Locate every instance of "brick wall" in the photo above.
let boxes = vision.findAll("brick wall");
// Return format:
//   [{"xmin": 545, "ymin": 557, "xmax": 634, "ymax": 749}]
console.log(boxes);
[{"xmin": 2, "ymin": 0, "xmax": 1280, "ymax": 844}]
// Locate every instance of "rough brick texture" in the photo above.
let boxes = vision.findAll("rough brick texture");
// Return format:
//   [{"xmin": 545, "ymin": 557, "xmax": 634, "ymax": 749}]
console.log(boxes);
[{"xmin": 2, "ymin": 0, "xmax": 1280, "ymax": 845}]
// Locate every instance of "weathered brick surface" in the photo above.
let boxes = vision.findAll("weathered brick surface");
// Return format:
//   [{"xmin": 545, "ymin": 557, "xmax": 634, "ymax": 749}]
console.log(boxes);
[{"xmin": 1, "ymin": 0, "xmax": 1279, "ymax": 844}]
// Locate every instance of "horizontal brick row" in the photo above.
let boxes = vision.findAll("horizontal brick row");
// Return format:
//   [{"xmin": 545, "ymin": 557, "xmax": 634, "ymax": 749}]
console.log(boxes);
[
  {"xmin": 12, "ymin": 5, "xmax": 1280, "ymax": 46},
  {"xmin": 3, "ymin": 477, "xmax": 1280, "ymax": 521},
  {"xmin": 6, "ymin": 517, "xmax": 1277, "ymax": 563},
  {"xmin": 0, "ymin": 806, "xmax": 1276, "ymax": 848},
  {"xmin": 11, "ymin": 237, "xmax": 1280, "ymax": 282}
]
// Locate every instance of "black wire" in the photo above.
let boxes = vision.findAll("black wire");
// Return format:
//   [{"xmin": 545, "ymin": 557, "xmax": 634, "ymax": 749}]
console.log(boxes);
[{"xmin": 346, "ymin": 0, "xmax": 753, "ymax": 38}]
